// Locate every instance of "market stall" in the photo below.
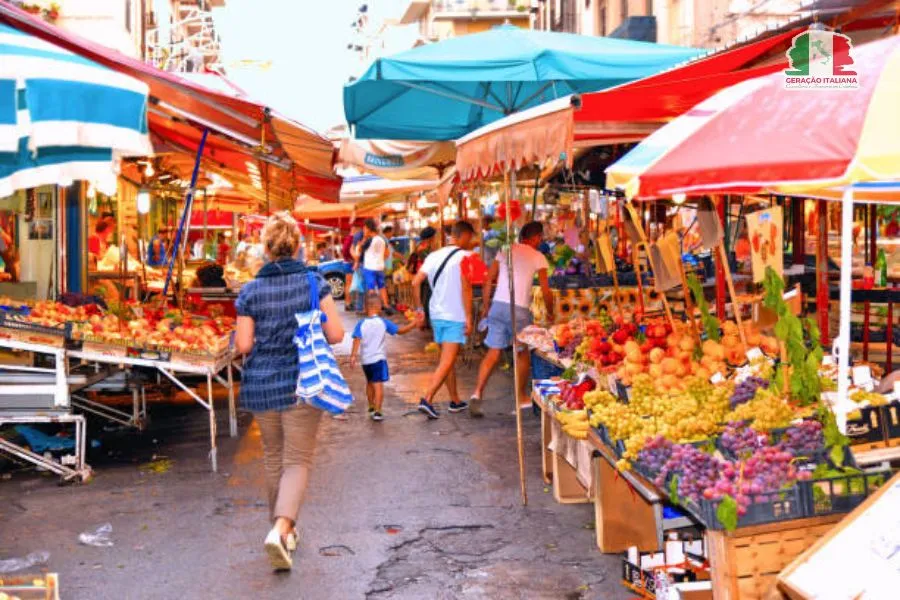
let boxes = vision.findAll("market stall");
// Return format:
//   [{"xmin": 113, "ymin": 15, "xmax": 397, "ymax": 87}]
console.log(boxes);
[{"xmin": 498, "ymin": 31, "xmax": 900, "ymax": 600}]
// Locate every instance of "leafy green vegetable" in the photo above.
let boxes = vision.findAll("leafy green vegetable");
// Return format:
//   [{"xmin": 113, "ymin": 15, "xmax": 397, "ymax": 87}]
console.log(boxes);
[
  {"xmin": 686, "ymin": 274, "xmax": 720, "ymax": 341},
  {"xmin": 669, "ymin": 475, "xmax": 681, "ymax": 505},
  {"xmin": 717, "ymin": 494, "xmax": 739, "ymax": 532},
  {"xmin": 561, "ymin": 366, "xmax": 577, "ymax": 381},
  {"xmin": 762, "ymin": 266, "xmax": 823, "ymax": 406}
]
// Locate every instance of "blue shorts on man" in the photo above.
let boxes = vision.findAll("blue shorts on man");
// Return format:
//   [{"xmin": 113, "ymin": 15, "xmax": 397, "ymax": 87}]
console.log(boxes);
[
  {"xmin": 362, "ymin": 268, "xmax": 386, "ymax": 291},
  {"xmin": 431, "ymin": 319, "xmax": 467, "ymax": 345}
]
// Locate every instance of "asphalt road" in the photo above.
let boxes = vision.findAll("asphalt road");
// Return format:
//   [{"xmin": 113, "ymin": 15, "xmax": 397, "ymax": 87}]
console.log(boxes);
[{"xmin": 0, "ymin": 310, "xmax": 629, "ymax": 600}]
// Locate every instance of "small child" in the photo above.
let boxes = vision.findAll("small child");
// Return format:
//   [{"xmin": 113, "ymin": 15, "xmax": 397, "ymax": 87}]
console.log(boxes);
[{"xmin": 350, "ymin": 293, "xmax": 416, "ymax": 421}]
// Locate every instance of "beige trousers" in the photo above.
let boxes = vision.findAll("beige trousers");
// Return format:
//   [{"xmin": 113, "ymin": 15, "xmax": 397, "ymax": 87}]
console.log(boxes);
[{"xmin": 255, "ymin": 403, "xmax": 323, "ymax": 523}]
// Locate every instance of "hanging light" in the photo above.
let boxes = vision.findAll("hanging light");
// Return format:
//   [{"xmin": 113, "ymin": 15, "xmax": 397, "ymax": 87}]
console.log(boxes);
[
  {"xmin": 143, "ymin": 162, "xmax": 155, "ymax": 177},
  {"xmin": 137, "ymin": 188, "xmax": 151, "ymax": 214},
  {"xmin": 672, "ymin": 193, "xmax": 686, "ymax": 205}
]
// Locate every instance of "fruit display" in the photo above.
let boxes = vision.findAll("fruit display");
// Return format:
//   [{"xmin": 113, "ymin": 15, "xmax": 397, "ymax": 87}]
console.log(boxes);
[
  {"xmin": 531, "ymin": 285, "xmax": 663, "ymax": 326},
  {"xmin": 72, "ymin": 307, "xmax": 234, "ymax": 355},
  {"xmin": 590, "ymin": 374, "xmax": 733, "ymax": 460},
  {"xmin": 554, "ymin": 378, "xmax": 597, "ymax": 411},
  {"xmin": 556, "ymin": 409, "xmax": 590, "ymax": 440},
  {"xmin": 849, "ymin": 389, "xmax": 888, "ymax": 407}
]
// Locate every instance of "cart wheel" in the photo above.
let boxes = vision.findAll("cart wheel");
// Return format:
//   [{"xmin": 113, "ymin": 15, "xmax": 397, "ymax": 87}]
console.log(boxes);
[{"xmin": 325, "ymin": 274, "xmax": 345, "ymax": 300}]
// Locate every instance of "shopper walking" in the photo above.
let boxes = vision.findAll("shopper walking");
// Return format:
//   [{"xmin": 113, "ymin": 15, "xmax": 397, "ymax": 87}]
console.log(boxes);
[
  {"xmin": 342, "ymin": 223, "xmax": 362, "ymax": 309},
  {"xmin": 411, "ymin": 220, "xmax": 477, "ymax": 419},
  {"xmin": 234, "ymin": 211, "xmax": 345, "ymax": 571},
  {"xmin": 470, "ymin": 221, "xmax": 554, "ymax": 417},
  {"xmin": 349, "ymin": 293, "xmax": 417, "ymax": 422},
  {"xmin": 361, "ymin": 218, "xmax": 392, "ymax": 312}
]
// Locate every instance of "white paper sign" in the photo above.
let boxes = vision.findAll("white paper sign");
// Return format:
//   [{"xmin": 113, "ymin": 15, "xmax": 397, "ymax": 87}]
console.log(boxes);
[
  {"xmin": 710, "ymin": 372, "xmax": 725, "ymax": 384},
  {"xmin": 852, "ymin": 366, "xmax": 874, "ymax": 390},
  {"xmin": 746, "ymin": 347, "xmax": 764, "ymax": 361}
]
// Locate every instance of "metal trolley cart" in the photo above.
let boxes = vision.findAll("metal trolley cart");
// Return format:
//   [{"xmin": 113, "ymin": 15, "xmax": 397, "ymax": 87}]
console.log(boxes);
[{"xmin": 0, "ymin": 337, "xmax": 96, "ymax": 482}]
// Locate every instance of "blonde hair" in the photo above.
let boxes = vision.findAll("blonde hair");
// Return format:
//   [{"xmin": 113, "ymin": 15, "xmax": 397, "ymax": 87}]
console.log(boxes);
[{"xmin": 261, "ymin": 211, "xmax": 301, "ymax": 260}]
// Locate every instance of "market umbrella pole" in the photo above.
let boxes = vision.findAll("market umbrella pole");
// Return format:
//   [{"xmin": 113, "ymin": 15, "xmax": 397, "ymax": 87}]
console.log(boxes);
[
  {"xmin": 506, "ymin": 170, "xmax": 528, "ymax": 507},
  {"xmin": 163, "ymin": 128, "xmax": 208, "ymax": 298},
  {"xmin": 836, "ymin": 188, "xmax": 854, "ymax": 435}
]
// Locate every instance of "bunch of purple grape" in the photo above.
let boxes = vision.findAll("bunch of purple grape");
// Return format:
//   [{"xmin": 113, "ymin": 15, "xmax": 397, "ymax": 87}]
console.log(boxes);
[
  {"xmin": 657, "ymin": 444, "xmax": 722, "ymax": 503},
  {"xmin": 779, "ymin": 420, "xmax": 824, "ymax": 457},
  {"xmin": 636, "ymin": 435, "xmax": 674, "ymax": 476},
  {"xmin": 719, "ymin": 421, "xmax": 768, "ymax": 458},
  {"xmin": 702, "ymin": 446, "xmax": 803, "ymax": 517},
  {"xmin": 729, "ymin": 376, "xmax": 769, "ymax": 409}
]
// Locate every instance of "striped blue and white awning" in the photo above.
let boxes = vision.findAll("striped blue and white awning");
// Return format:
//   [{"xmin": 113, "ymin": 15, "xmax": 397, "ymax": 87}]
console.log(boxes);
[{"xmin": 0, "ymin": 22, "xmax": 152, "ymax": 197}]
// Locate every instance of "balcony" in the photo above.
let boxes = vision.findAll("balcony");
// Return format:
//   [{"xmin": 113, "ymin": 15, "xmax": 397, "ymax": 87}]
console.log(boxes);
[{"xmin": 432, "ymin": 0, "xmax": 530, "ymax": 18}]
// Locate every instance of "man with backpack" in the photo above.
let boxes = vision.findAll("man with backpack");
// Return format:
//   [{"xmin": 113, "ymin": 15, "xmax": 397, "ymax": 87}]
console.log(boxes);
[{"xmin": 411, "ymin": 220, "xmax": 477, "ymax": 419}]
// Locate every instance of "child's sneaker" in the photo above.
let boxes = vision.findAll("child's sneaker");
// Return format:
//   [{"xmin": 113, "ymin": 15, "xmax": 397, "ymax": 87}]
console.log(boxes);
[{"xmin": 371, "ymin": 411, "xmax": 384, "ymax": 422}]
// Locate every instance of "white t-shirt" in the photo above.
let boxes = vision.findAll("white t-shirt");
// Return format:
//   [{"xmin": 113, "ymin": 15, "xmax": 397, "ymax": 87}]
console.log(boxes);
[
  {"xmin": 493, "ymin": 243, "xmax": 549, "ymax": 308},
  {"xmin": 363, "ymin": 235, "xmax": 386, "ymax": 271},
  {"xmin": 421, "ymin": 246, "xmax": 470, "ymax": 323},
  {"xmin": 352, "ymin": 316, "xmax": 398, "ymax": 365}
]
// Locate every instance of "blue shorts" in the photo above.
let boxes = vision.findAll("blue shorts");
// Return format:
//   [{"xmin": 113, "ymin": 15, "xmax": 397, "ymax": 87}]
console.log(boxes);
[
  {"xmin": 362, "ymin": 359, "xmax": 389, "ymax": 383},
  {"xmin": 362, "ymin": 268, "xmax": 385, "ymax": 291},
  {"xmin": 432, "ymin": 319, "xmax": 467, "ymax": 345},
  {"xmin": 484, "ymin": 301, "xmax": 533, "ymax": 349}
]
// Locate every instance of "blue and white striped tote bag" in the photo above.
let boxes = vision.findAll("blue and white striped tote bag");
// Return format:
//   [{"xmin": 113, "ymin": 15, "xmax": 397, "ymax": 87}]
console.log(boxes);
[{"xmin": 293, "ymin": 272, "xmax": 353, "ymax": 414}]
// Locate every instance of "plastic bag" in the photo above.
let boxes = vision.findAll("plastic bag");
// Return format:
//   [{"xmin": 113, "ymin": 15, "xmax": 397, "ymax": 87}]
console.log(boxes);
[
  {"xmin": 350, "ymin": 270, "xmax": 364, "ymax": 294},
  {"xmin": 0, "ymin": 551, "xmax": 50, "ymax": 573},
  {"xmin": 78, "ymin": 523, "xmax": 113, "ymax": 547}
]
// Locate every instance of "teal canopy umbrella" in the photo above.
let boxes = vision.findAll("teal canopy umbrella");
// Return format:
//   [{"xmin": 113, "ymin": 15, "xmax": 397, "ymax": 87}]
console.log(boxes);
[{"xmin": 344, "ymin": 25, "xmax": 703, "ymax": 141}]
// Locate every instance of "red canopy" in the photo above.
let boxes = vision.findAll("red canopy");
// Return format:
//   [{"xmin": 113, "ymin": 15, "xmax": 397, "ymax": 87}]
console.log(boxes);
[
  {"xmin": 574, "ymin": 28, "xmax": 800, "ymax": 143},
  {"xmin": 0, "ymin": 2, "xmax": 341, "ymax": 203}
]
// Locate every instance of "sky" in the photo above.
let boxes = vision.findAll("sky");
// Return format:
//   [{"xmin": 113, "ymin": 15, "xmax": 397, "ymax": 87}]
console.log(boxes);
[{"xmin": 213, "ymin": 0, "xmax": 417, "ymax": 134}]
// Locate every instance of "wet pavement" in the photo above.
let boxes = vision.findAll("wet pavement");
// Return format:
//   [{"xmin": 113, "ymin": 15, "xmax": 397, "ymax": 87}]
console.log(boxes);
[{"xmin": 0, "ymin": 310, "xmax": 629, "ymax": 600}]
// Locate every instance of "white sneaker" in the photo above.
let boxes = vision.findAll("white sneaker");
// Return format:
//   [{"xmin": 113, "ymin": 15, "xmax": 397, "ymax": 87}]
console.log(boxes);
[{"xmin": 264, "ymin": 527, "xmax": 293, "ymax": 571}]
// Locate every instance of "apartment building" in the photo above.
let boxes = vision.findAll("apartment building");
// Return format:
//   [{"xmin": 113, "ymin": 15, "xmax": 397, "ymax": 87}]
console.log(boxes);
[
  {"xmin": 400, "ymin": 0, "xmax": 533, "ymax": 41},
  {"xmin": 535, "ymin": 0, "xmax": 806, "ymax": 48},
  {"xmin": 35, "ymin": 0, "xmax": 226, "ymax": 66}
]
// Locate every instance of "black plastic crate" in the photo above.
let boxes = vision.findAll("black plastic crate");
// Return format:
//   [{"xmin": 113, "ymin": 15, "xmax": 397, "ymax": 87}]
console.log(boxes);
[
  {"xmin": 594, "ymin": 424, "xmax": 616, "ymax": 450},
  {"xmin": 884, "ymin": 401, "xmax": 900, "ymax": 442},
  {"xmin": 530, "ymin": 351, "xmax": 564, "ymax": 380},
  {"xmin": 691, "ymin": 486, "xmax": 806, "ymax": 531},
  {"xmin": 845, "ymin": 405, "xmax": 887, "ymax": 446},
  {"xmin": 799, "ymin": 468, "xmax": 891, "ymax": 517}
]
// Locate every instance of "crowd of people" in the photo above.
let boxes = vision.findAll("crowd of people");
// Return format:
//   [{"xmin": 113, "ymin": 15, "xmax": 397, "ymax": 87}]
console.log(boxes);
[{"xmin": 235, "ymin": 211, "xmax": 556, "ymax": 571}]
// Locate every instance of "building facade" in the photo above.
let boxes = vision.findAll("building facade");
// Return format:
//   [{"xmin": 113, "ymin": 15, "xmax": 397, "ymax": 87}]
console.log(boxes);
[
  {"xmin": 400, "ymin": 0, "xmax": 533, "ymax": 41},
  {"xmin": 532, "ymin": 0, "xmax": 806, "ymax": 48}
]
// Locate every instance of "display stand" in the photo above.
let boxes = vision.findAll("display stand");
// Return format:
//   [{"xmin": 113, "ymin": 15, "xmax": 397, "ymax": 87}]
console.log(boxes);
[
  {"xmin": 0, "ymin": 338, "xmax": 93, "ymax": 481},
  {"xmin": 67, "ymin": 348, "xmax": 237, "ymax": 472},
  {"xmin": 592, "ymin": 450, "xmax": 659, "ymax": 553},
  {"xmin": 706, "ymin": 514, "xmax": 842, "ymax": 600}
]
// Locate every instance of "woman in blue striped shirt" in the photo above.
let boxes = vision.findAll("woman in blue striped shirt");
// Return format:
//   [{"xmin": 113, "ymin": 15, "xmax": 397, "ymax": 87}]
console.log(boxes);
[{"xmin": 235, "ymin": 211, "xmax": 345, "ymax": 571}]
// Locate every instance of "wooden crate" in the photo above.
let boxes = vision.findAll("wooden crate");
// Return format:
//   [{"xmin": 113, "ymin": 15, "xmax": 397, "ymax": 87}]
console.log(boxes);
[
  {"xmin": 592, "ymin": 455, "xmax": 659, "ymax": 553},
  {"xmin": 706, "ymin": 515, "xmax": 843, "ymax": 600},
  {"xmin": 539, "ymin": 401, "xmax": 553, "ymax": 485},
  {"xmin": 550, "ymin": 424, "xmax": 591, "ymax": 505}
]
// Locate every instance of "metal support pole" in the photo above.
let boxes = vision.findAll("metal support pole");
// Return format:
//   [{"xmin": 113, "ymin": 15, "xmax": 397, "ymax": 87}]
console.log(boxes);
[
  {"xmin": 837, "ymin": 189, "xmax": 854, "ymax": 435},
  {"xmin": 816, "ymin": 200, "xmax": 829, "ymax": 346},
  {"xmin": 715, "ymin": 196, "xmax": 726, "ymax": 319},
  {"xmin": 164, "ymin": 128, "xmax": 208, "ymax": 298},
  {"xmin": 506, "ymin": 170, "xmax": 527, "ymax": 507}
]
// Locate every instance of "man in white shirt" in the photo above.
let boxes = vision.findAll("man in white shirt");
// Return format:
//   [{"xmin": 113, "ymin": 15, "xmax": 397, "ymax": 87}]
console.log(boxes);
[
  {"xmin": 470, "ymin": 221, "xmax": 554, "ymax": 417},
  {"xmin": 412, "ymin": 220, "xmax": 477, "ymax": 419},
  {"xmin": 361, "ymin": 218, "xmax": 391, "ymax": 311}
]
